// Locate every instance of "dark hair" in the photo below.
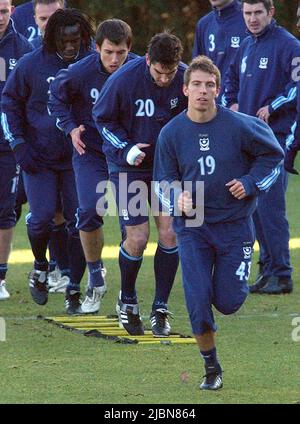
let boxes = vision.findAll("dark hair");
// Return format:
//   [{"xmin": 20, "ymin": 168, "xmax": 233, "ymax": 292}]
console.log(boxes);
[
  {"xmin": 43, "ymin": 8, "xmax": 94, "ymax": 53},
  {"xmin": 147, "ymin": 32, "xmax": 183, "ymax": 67},
  {"xmin": 241, "ymin": 0, "xmax": 274, "ymax": 12},
  {"xmin": 184, "ymin": 55, "xmax": 221, "ymax": 88},
  {"xmin": 33, "ymin": 0, "xmax": 65, "ymax": 11},
  {"xmin": 95, "ymin": 19, "xmax": 132, "ymax": 49}
]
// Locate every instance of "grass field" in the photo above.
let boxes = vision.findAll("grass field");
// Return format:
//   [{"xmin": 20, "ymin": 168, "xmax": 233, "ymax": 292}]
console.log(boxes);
[{"xmin": 1, "ymin": 163, "xmax": 300, "ymax": 405}]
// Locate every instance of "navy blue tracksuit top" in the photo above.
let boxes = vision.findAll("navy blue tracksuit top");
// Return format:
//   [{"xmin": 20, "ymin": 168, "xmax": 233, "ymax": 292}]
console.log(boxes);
[
  {"xmin": 48, "ymin": 52, "xmax": 139, "ymax": 154},
  {"xmin": 92, "ymin": 56, "xmax": 188, "ymax": 173},
  {"xmin": 224, "ymin": 20, "xmax": 300, "ymax": 139},
  {"xmin": 0, "ymin": 20, "xmax": 33, "ymax": 154},
  {"xmin": 11, "ymin": 1, "xmax": 40, "ymax": 42},
  {"xmin": 193, "ymin": 0, "xmax": 247, "ymax": 103},
  {"xmin": 1, "ymin": 46, "xmax": 91, "ymax": 170},
  {"xmin": 154, "ymin": 106, "xmax": 284, "ymax": 226}
]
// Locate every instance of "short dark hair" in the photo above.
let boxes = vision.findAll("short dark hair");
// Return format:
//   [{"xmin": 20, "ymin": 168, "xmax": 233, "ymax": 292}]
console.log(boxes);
[
  {"xmin": 184, "ymin": 55, "xmax": 221, "ymax": 89},
  {"xmin": 43, "ymin": 8, "xmax": 94, "ymax": 53},
  {"xmin": 33, "ymin": 0, "xmax": 65, "ymax": 11},
  {"xmin": 95, "ymin": 19, "xmax": 132, "ymax": 49},
  {"xmin": 147, "ymin": 32, "xmax": 183, "ymax": 68},
  {"xmin": 241, "ymin": 0, "xmax": 274, "ymax": 12}
]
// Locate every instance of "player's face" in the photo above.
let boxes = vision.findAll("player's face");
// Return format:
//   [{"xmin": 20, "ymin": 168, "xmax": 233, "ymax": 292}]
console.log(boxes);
[
  {"xmin": 56, "ymin": 24, "xmax": 82, "ymax": 62},
  {"xmin": 147, "ymin": 59, "xmax": 178, "ymax": 88},
  {"xmin": 97, "ymin": 39, "xmax": 130, "ymax": 74},
  {"xmin": 0, "ymin": 0, "xmax": 14, "ymax": 39},
  {"xmin": 243, "ymin": 2, "xmax": 274, "ymax": 36},
  {"xmin": 183, "ymin": 70, "xmax": 219, "ymax": 113},
  {"xmin": 209, "ymin": 0, "xmax": 233, "ymax": 9},
  {"xmin": 34, "ymin": 2, "xmax": 63, "ymax": 37}
]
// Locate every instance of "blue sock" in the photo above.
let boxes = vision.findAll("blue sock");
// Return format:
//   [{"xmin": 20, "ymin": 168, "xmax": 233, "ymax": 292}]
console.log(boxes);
[
  {"xmin": 87, "ymin": 260, "xmax": 105, "ymax": 289},
  {"xmin": 60, "ymin": 268, "xmax": 70, "ymax": 277},
  {"xmin": 0, "ymin": 263, "xmax": 8, "ymax": 280},
  {"xmin": 119, "ymin": 244, "xmax": 143, "ymax": 304},
  {"xmin": 66, "ymin": 282, "xmax": 81, "ymax": 293},
  {"xmin": 152, "ymin": 243, "xmax": 179, "ymax": 311},
  {"xmin": 200, "ymin": 347, "xmax": 218, "ymax": 368},
  {"xmin": 48, "ymin": 260, "xmax": 56, "ymax": 273},
  {"xmin": 34, "ymin": 260, "xmax": 49, "ymax": 272},
  {"xmin": 28, "ymin": 229, "xmax": 49, "ymax": 269},
  {"xmin": 49, "ymin": 223, "xmax": 69, "ymax": 271},
  {"xmin": 67, "ymin": 234, "xmax": 86, "ymax": 288}
]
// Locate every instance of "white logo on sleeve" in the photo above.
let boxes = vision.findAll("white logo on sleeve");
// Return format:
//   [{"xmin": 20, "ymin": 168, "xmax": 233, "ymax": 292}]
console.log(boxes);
[
  {"xmin": 9, "ymin": 58, "xmax": 17, "ymax": 70},
  {"xmin": 199, "ymin": 137, "xmax": 210, "ymax": 152},
  {"xmin": 231, "ymin": 37, "xmax": 240, "ymax": 48},
  {"xmin": 259, "ymin": 58, "xmax": 268, "ymax": 69},
  {"xmin": 170, "ymin": 98, "xmax": 179, "ymax": 109},
  {"xmin": 241, "ymin": 56, "xmax": 247, "ymax": 74}
]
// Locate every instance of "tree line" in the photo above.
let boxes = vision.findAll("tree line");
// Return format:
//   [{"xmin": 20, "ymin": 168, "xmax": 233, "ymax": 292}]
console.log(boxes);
[{"xmin": 14, "ymin": 0, "xmax": 299, "ymax": 63}]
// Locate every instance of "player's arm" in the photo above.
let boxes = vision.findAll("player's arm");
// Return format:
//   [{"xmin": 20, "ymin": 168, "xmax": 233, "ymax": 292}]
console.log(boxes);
[
  {"xmin": 92, "ymin": 77, "xmax": 142, "ymax": 167},
  {"xmin": 262, "ymin": 41, "xmax": 300, "ymax": 120},
  {"xmin": 234, "ymin": 118, "xmax": 284, "ymax": 198},
  {"xmin": 284, "ymin": 82, "xmax": 300, "ymax": 175},
  {"xmin": 192, "ymin": 20, "xmax": 205, "ymax": 58},
  {"xmin": 48, "ymin": 68, "xmax": 85, "ymax": 154},
  {"xmin": 222, "ymin": 46, "xmax": 243, "ymax": 109},
  {"xmin": 1, "ymin": 59, "xmax": 38, "ymax": 174},
  {"xmin": 153, "ymin": 129, "xmax": 183, "ymax": 217}
]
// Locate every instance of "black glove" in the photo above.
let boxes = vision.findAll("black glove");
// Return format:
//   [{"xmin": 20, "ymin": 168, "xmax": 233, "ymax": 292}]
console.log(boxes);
[
  {"xmin": 13, "ymin": 143, "xmax": 39, "ymax": 175},
  {"xmin": 284, "ymin": 147, "xmax": 299, "ymax": 175}
]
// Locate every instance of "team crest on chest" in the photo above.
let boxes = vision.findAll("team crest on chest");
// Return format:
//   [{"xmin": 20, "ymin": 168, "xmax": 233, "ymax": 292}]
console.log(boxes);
[
  {"xmin": 170, "ymin": 98, "xmax": 179, "ymax": 109},
  {"xmin": 9, "ymin": 58, "xmax": 17, "ymax": 70},
  {"xmin": 199, "ymin": 136, "xmax": 210, "ymax": 152},
  {"xmin": 231, "ymin": 37, "xmax": 240, "ymax": 48},
  {"xmin": 259, "ymin": 58, "xmax": 268, "ymax": 69},
  {"xmin": 243, "ymin": 246, "xmax": 252, "ymax": 260}
]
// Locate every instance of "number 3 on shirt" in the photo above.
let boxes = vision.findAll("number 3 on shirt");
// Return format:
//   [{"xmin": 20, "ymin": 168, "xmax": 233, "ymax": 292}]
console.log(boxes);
[{"xmin": 208, "ymin": 34, "xmax": 216, "ymax": 52}]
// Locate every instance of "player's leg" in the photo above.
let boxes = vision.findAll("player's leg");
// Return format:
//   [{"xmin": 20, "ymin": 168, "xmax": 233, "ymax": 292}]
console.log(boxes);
[
  {"xmin": 60, "ymin": 168, "xmax": 86, "ymax": 315},
  {"xmin": 177, "ymin": 225, "xmax": 222, "ymax": 390},
  {"xmin": 151, "ymin": 214, "xmax": 179, "ymax": 336},
  {"xmin": 14, "ymin": 169, "xmax": 27, "ymax": 223},
  {"xmin": 48, "ymin": 192, "xmax": 70, "ymax": 293},
  {"xmin": 110, "ymin": 171, "xmax": 150, "ymax": 335},
  {"xmin": 24, "ymin": 168, "xmax": 57, "ymax": 305},
  {"xmin": 212, "ymin": 217, "xmax": 255, "ymax": 315},
  {"xmin": 256, "ymin": 165, "xmax": 292, "ymax": 294},
  {"xmin": 249, "ymin": 210, "xmax": 271, "ymax": 292},
  {"xmin": 0, "ymin": 153, "xmax": 19, "ymax": 300},
  {"xmin": 73, "ymin": 151, "xmax": 108, "ymax": 313}
]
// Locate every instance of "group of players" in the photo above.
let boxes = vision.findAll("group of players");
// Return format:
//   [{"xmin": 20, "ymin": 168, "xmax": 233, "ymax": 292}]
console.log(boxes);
[{"xmin": 0, "ymin": 0, "xmax": 299, "ymax": 390}]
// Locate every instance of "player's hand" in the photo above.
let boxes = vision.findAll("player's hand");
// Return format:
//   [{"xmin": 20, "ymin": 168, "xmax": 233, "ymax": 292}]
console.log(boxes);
[
  {"xmin": 284, "ymin": 148, "xmax": 299, "ymax": 175},
  {"xmin": 230, "ymin": 103, "xmax": 239, "ymax": 112},
  {"xmin": 226, "ymin": 179, "xmax": 247, "ymax": 200},
  {"xmin": 13, "ymin": 143, "xmax": 38, "ymax": 175},
  {"xmin": 256, "ymin": 105, "xmax": 270, "ymax": 124},
  {"xmin": 70, "ymin": 125, "xmax": 86, "ymax": 155},
  {"xmin": 178, "ymin": 191, "xmax": 193, "ymax": 213},
  {"xmin": 133, "ymin": 143, "xmax": 150, "ymax": 166}
]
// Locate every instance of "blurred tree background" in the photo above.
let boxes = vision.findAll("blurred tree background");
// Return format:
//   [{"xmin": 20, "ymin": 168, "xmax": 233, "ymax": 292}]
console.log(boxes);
[{"xmin": 14, "ymin": 0, "xmax": 299, "ymax": 62}]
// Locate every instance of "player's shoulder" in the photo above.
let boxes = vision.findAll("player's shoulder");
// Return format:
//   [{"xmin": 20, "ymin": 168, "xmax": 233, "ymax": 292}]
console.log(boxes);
[
  {"xmin": 68, "ymin": 52, "xmax": 98, "ymax": 73},
  {"xmin": 13, "ymin": 1, "xmax": 33, "ymax": 16},
  {"xmin": 106, "ymin": 56, "xmax": 145, "ymax": 85},
  {"xmin": 196, "ymin": 10, "xmax": 215, "ymax": 29},
  {"xmin": 160, "ymin": 111, "xmax": 187, "ymax": 138}
]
